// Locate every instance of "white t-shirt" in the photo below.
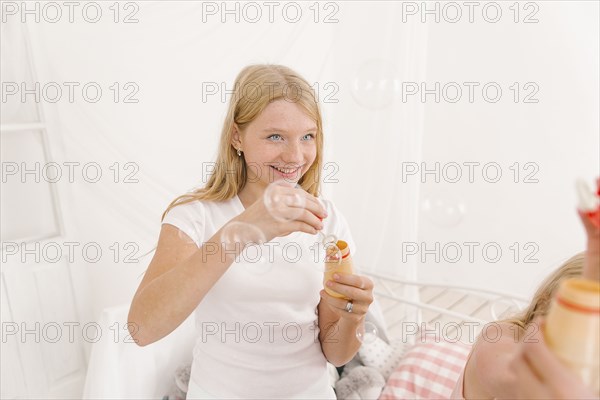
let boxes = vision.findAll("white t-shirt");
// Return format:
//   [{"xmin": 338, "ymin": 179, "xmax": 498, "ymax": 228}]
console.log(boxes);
[{"xmin": 162, "ymin": 195, "xmax": 356, "ymax": 399}]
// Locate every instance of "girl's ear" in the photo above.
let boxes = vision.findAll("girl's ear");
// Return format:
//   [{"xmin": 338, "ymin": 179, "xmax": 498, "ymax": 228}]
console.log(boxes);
[{"xmin": 230, "ymin": 124, "xmax": 242, "ymax": 149}]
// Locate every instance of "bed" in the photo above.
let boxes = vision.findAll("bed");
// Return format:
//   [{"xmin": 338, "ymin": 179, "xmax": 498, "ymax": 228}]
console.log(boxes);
[
  {"xmin": 367, "ymin": 271, "xmax": 528, "ymax": 341},
  {"xmin": 82, "ymin": 272, "xmax": 529, "ymax": 399}
]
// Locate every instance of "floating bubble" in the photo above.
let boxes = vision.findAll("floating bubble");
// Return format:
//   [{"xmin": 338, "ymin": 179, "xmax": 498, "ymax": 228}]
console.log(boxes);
[
  {"xmin": 356, "ymin": 321, "xmax": 379, "ymax": 344},
  {"xmin": 219, "ymin": 221, "xmax": 271, "ymax": 274},
  {"xmin": 351, "ymin": 59, "xmax": 401, "ymax": 110},
  {"xmin": 264, "ymin": 180, "xmax": 307, "ymax": 222},
  {"xmin": 420, "ymin": 193, "xmax": 466, "ymax": 228}
]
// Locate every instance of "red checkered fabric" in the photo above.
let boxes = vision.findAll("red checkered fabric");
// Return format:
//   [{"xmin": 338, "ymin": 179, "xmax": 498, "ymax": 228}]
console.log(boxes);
[{"xmin": 379, "ymin": 338, "xmax": 471, "ymax": 400}]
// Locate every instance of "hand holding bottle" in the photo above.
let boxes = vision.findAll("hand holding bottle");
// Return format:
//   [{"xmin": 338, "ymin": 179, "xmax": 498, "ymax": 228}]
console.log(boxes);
[{"xmin": 511, "ymin": 318, "xmax": 599, "ymax": 400}]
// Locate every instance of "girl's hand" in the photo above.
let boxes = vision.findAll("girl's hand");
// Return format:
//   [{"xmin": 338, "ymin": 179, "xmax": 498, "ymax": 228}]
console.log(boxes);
[
  {"xmin": 234, "ymin": 184, "xmax": 327, "ymax": 243},
  {"xmin": 319, "ymin": 273, "xmax": 374, "ymax": 322},
  {"xmin": 510, "ymin": 318, "xmax": 598, "ymax": 399},
  {"xmin": 579, "ymin": 177, "xmax": 600, "ymax": 281}
]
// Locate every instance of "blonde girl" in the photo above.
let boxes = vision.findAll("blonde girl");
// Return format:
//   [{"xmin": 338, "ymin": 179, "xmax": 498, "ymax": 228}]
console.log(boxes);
[
  {"xmin": 128, "ymin": 64, "xmax": 374, "ymax": 399},
  {"xmin": 453, "ymin": 201, "xmax": 600, "ymax": 399}
]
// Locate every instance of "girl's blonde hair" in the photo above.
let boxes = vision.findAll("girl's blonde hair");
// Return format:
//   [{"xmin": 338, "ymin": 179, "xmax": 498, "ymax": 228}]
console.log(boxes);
[
  {"xmin": 162, "ymin": 64, "xmax": 324, "ymax": 221},
  {"xmin": 502, "ymin": 252, "xmax": 585, "ymax": 329}
]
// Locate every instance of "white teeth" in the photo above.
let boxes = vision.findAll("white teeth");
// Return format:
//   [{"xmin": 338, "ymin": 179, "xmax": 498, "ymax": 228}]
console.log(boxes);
[{"xmin": 273, "ymin": 166, "xmax": 300, "ymax": 174}]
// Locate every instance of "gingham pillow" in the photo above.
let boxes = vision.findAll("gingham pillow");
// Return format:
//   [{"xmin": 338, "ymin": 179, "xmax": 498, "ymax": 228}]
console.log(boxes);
[{"xmin": 378, "ymin": 338, "xmax": 471, "ymax": 400}]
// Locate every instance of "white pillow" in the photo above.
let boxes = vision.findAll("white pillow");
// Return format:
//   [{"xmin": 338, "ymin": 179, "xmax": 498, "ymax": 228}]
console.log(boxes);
[{"xmin": 358, "ymin": 336, "xmax": 411, "ymax": 380}]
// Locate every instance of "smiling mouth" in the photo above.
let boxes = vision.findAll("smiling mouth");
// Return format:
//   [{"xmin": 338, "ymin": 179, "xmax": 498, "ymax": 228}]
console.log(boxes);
[{"xmin": 270, "ymin": 165, "xmax": 302, "ymax": 175}]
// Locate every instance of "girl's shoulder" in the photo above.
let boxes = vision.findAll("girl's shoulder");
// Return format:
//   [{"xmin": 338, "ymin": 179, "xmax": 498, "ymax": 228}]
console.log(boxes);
[
  {"xmin": 161, "ymin": 196, "xmax": 240, "ymax": 247},
  {"xmin": 165, "ymin": 196, "xmax": 240, "ymax": 219}
]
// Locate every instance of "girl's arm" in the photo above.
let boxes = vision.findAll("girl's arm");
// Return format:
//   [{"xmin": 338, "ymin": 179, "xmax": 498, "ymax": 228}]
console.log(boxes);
[
  {"xmin": 128, "ymin": 188, "xmax": 327, "ymax": 346},
  {"xmin": 127, "ymin": 224, "xmax": 243, "ymax": 346},
  {"xmin": 317, "ymin": 273, "xmax": 374, "ymax": 366},
  {"xmin": 462, "ymin": 322, "xmax": 524, "ymax": 399}
]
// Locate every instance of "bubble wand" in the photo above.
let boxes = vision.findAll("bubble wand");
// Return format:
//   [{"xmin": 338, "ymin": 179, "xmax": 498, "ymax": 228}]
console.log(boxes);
[{"xmin": 576, "ymin": 179, "xmax": 600, "ymax": 228}]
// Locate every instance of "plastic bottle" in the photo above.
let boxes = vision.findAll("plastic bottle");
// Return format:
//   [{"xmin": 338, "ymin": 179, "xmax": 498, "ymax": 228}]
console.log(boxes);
[
  {"xmin": 323, "ymin": 240, "xmax": 354, "ymax": 299},
  {"xmin": 544, "ymin": 277, "xmax": 600, "ymax": 394}
]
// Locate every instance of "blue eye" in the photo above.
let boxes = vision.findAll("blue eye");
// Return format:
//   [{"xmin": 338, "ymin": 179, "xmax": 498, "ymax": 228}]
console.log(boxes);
[
  {"xmin": 302, "ymin": 133, "xmax": 315, "ymax": 141},
  {"xmin": 268, "ymin": 134, "xmax": 283, "ymax": 141}
]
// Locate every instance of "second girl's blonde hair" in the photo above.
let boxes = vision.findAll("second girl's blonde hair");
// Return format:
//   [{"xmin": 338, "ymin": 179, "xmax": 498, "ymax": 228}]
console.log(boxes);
[
  {"xmin": 501, "ymin": 252, "xmax": 585, "ymax": 329},
  {"xmin": 162, "ymin": 64, "xmax": 324, "ymax": 221}
]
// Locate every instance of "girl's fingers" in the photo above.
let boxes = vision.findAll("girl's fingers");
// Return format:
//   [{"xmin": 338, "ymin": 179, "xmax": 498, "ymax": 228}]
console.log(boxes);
[
  {"xmin": 577, "ymin": 209, "xmax": 600, "ymax": 236},
  {"xmin": 519, "ymin": 319, "xmax": 591, "ymax": 398},
  {"xmin": 298, "ymin": 209, "xmax": 324, "ymax": 230},
  {"xmin": 319, "ymin": 290, "xmax": 368, "ymax": 315},
  {"xmin": 300, "ymin": 193, "xmax": 328, "ymax": 219},
  {"xmin": 277, "ymin": 188, "xmax": 327, "ymax": 220},
  {"xmin": 331, "ymin": 273, "xmax": 374, "ymax": 290},
  {"xmin": 277, "ymin": 207, "xmax": 321, "ymax": 228},
  {"xmin": 286, "ymin": 187, "xmax": 327, "ymax": 218},
  {"xmin": 289, "ymin": 221, "xmax": 319, "ymax": 236},
  {"xmin": 324, "ymin": 276, "xmax": 374, "ymax": 305}
]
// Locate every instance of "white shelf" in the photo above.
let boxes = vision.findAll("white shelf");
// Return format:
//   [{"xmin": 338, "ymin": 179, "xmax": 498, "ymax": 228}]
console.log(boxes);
[{"xmin": 0, "ymin": 123, "xmax": 46, "ymax": 133}]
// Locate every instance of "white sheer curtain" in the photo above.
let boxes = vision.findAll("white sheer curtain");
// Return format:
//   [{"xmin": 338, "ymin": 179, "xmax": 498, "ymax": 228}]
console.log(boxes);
[{"xmin": 25, "ymin": 1, "xmax": 427, "ymax": 323}]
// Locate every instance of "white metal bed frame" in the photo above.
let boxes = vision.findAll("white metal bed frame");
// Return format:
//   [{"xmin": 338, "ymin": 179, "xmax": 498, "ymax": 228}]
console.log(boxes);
[{"xmin": 364, "ymin": 271, "xmax": 530, "ymax": 343}]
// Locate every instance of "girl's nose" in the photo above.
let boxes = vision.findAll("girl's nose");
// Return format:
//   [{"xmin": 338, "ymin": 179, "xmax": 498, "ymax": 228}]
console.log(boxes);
[{"xmin": 282, "ymin": 142, "xmax": 303, "ymax": 164}]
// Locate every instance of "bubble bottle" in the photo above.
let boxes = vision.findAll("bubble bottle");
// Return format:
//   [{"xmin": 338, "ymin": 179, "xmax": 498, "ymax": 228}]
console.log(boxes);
[
  {"xmin": 323, "ymin": 239, "xmax": 355, "ymax": 299},
  {"xmin": 543, "ymin": 179, "xmax": 600, "ymax": 394}
]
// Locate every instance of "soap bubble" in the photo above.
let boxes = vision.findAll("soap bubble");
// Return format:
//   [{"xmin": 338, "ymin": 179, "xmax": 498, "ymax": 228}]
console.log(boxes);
[
  {"xmin": 351, "ymin": 59, "xmax": 401, "ymax": 110},
  {"xmin": 420, "ymin": 193, "xmax": 466, "ymax": 227},
  {"xmin": 219, "ymin": 221, "xmax": 271, "ymax": 274},
  {"xmin": 356, "ymin": 321, "xmax": 379, "ymax": 344},
  {"xmin": 264, "ymin": 181, "xmax": 307, "ymax": 222}
]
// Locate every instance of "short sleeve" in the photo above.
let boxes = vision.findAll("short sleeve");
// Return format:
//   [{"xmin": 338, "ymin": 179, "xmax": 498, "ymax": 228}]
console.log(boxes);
[
  {"xmin": 321, "ymin": 199, "xmax": 357, "ymax": 257},
  {"xmin": 161, "ymin": 201, "xmax": 205, "ymax": 248}
]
